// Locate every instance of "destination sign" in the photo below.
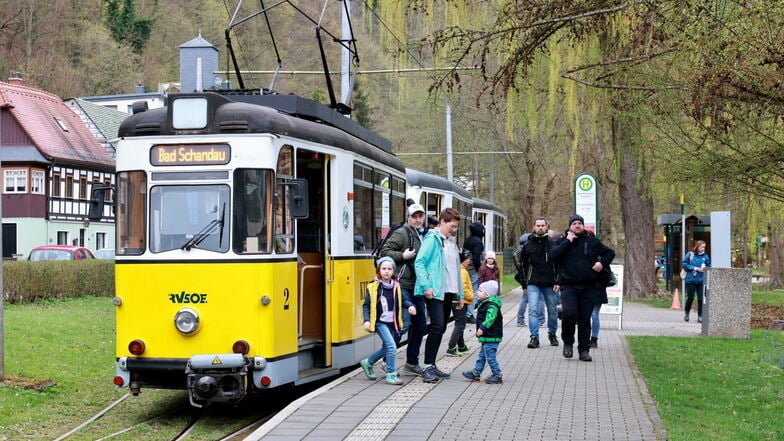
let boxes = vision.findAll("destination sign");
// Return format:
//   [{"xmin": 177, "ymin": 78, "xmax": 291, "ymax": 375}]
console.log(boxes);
[{"xmin": 151, "ymin": 144, "xmax": 230, "ymax": 166}]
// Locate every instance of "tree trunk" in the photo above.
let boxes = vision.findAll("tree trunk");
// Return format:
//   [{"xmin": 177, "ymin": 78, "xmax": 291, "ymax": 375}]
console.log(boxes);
[
  {"xmin": 767, "ymin": 224, "xmax": 784, "ymax": 289},
  {"xmin": 615, "ymin": 118, "xmax": 659, "ymax": 299}
]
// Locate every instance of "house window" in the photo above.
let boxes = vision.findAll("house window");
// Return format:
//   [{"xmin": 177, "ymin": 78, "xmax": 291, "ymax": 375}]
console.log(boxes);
[
  {"xmin": 57, "ymin": 231, "xmax": 68, "ymax": 245},
  {"xmin": 104, "ymin": 179, "xmax": 112, "ymax": 201},
  {"xmin": 54, "ymin": 117, "xmax": 69, "ymax": 132},
  {"xmin": 79, "ymin": 177, "xmax": 88, "ymax": 199},
  {"xmin": 96, "ymin": 232, "xmax": 106, "ymax": 250},
  {"xmin": 53, "ymin": 174, "xmax": 61, "ymax": 197},
  {"xmin": 65, "ymin": 176, "xmax": 74, "ymax": 198},
  {"xmin": 31, "ymin": 170, "xmax": 44, "ymax": 194},
  {"xmin": 4, "ymin": 170, "xmax": 27, "ymax": 193}
]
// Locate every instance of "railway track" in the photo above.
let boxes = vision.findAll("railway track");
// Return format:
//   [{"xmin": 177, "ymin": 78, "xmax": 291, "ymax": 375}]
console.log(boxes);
[{"xmin": 50, "ymin": 381, "xmax": 326, "ymax": 441}]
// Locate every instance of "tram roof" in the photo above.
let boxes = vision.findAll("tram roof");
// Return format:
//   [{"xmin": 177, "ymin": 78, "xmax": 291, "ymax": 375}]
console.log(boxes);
[
  {"xmin": 405, "ymin": 168, "xmax": 472, "ymax": 201},
  {"xmin": 472, "ymin": 197, "xmax": 504, "ymax": 215},
  {"xmin": 118, "ymin": 91, "xmax": 404, "ymax": 173}
]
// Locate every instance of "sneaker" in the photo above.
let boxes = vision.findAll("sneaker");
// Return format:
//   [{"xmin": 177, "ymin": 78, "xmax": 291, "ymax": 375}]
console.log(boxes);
[
  {"xmin": 684, "ymin": 313, "xmax": 689, "ymax": 322},
  {"xmin": 548, "ymin": 333, "xmax": 559, "ymax": 346},
  {"xmin": 589, "ymin": 337, "xmax": 598, "ymax": 349},
  {"xmin": 360, "ymin": 358, "xmax": 377, "ymax": 380},
  {"xmin": 484, "ymin": 374, "xmax": 503, "ymax": 384},
  {"xmin": 462, "ymin": 369, "xmax": 481, "ymax": 381},
  {"xmin": 697, "ymin": 316, "xmax": 703, "ymax": 323},
  {"xmin": 457, "ymin": 344, "xmax": 470, "ymax": 352},
  {"xmin": 563, "ymin": 345, "xmax": 573, "ymax": 358},
  {"xmin": 579, "ymin": 351, "xmax": 593, "ymax": 362},
  {"xmin": 401, "ymin": 363, "xmax": 423, "ymax": 376},
  {"xmin": 466, "ymin": 316, "xmax": 476, "ymax": 324},
  {"xmin": 446, "ymin": 346, "xmax": 463, "ymax": 357},
  {"xmin": 421, "ymin": 366, "xmax": 440, "ymax": 383},
  {"xmin": 517, "ymin": 322, "xmax": 525, "ymax": 327},
  {"xmin": 527, "ymin": 336, "xmax": 540, "ymax": 349},
  {"xmin": 432, "ymin": 366, "xmax": 451, "ymax": 379},
  {"xmin": 384, "ymin": 372, "xmax": 403, "ymax": 385}
]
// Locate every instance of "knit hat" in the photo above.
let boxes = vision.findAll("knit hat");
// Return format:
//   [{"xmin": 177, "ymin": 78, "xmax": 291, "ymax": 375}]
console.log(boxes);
[
  {"xmin": 568, "ymin": 214, "xmax": 584, "ymax": 225},
  {"xmin": 485, "ymin": 251, "xmax": 496, "ymax": 261},
  {"xmin": 376, "ymin": 256, "xmax": 396, "ymax": 270},
  {"xmin": 459, "ymin": 248, "xmax": 472, "ymax": 262},
  {"xmin": 478, "ymin": 280, "xmax": 499, "ymax": 297}
]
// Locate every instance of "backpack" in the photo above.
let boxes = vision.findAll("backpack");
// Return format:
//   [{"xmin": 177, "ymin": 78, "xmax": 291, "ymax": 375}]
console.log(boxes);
[{"xmin": 371, "ymin": 223, "xmax": 414, "ymax": 261}]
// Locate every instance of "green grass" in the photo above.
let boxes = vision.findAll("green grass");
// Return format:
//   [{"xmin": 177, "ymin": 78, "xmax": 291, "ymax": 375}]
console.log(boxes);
[{"xmin": 628, "ymin": 332, "xmax": 784, "ymax": 441}]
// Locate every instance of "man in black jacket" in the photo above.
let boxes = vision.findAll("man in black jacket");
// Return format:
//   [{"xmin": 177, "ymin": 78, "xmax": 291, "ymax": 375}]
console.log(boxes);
[
  {"xmin": 550, "ymin": 214, "xmax": 615, "ymax": 362},
  {"xmin": 518, "ymin": 217, "xmax": 560, "ymax": 348}
]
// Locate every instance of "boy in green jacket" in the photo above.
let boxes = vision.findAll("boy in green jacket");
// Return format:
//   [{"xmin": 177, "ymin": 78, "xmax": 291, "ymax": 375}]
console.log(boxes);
[{"xmin": 462, "ymin": 280, "xmax": 503, "ymax": 384}]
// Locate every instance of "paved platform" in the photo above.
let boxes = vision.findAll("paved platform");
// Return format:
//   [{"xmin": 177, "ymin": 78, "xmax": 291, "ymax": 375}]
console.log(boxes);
[{"xmin": 247, "ymin": 288, "xmax": 699, "ymax": 441}]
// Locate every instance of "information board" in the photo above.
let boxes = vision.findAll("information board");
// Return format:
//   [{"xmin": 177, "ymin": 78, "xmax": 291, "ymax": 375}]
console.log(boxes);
[{"xmin": 599, "ymin": 264, "xmax": 624, "ymax": 329}]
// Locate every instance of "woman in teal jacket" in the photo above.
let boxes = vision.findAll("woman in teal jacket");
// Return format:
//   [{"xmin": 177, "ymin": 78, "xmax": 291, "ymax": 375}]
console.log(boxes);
[
  {"xmin": 682, "ymin": 240, "xmax": 711, "ymax": 323},
  {"xmin": 413, "ymin": 207, "xmax": 464, "ymax": 383}
]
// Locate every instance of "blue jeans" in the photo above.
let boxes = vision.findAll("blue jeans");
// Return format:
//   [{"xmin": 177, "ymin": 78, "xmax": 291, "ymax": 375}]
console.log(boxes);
[
  {"xmin": 517, "ymin": 291, "xmax": 544, "ymax": 325},
  {"xmin": 367, "ymin": 322, "xmax": 399, "ymax": 374},
  {"xmin": 591, "ymin": 303, "xmax": 601, "ymax": 338},
  {"xmin": 527, "ymin": 285, "xmax": 558, "ymax": 336},
  {"xmin": 473, "ymin": 342, "xmax": 501, "ymax": 376},
  {"xmin": 405, "ymin": 289, "xmax": 427, "ymax": 366}
]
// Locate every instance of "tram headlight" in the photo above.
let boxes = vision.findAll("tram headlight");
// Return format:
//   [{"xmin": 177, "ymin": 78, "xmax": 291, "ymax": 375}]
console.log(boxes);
[{"xmin": 174, "ymin": 308, "xmax": 200, "ymax": 334}]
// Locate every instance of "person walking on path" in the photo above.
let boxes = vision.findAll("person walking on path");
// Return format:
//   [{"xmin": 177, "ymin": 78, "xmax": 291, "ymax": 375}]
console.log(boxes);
[
  {"xmin": 462, "ymin": 280, "xmax": 503, "ymax": 384},
  {"xmin": 518, "ymin": 217, "xmax": 560, "ymax": 349},
  {"xmin": 514, "ymin": 233, "xmax": 543, "ymax": 327},
  {"xmin": 379, "ymin": 203, "xmax": 427, "ymax": 376},
  {"xmin": 463, "ymin": 221, "xmax": 485, "ymax": 322},
  {"xmin": 550, "ymin": 214, "xmax": 615, "ymax": 362},
  {"xmin": 682, "ymin": 240, "xmax": 711, "ymax": 323},
  {"xmin": 360, "ymin": 257, "xmax": 416, "ymax": 385},
  {"xmin": 447, "ymin": 248, "xmax": 474, "ymax": 356},
  {"xmin": 415, "ymin": 207, "xmax": 464, "ymax": 383}
]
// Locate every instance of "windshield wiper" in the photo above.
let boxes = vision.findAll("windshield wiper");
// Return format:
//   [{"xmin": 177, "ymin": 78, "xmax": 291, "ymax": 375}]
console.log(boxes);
[{"xmin": 181, "ymin": 203, "xmax": 226, "ymax": 251}]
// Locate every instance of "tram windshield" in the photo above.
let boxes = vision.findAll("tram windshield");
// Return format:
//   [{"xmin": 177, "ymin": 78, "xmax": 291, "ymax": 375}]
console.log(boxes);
[{"xmin": 150, "ymin": 185, "xmax": 231, "ymax": 253}]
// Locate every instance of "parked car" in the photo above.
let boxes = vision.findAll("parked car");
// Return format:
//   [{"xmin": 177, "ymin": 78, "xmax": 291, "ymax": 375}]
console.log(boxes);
[
  {"xmin": 27, "ymin": 245, "xmax": 95, "ymax": 261},
  {"xmin": 94, "ymin": 248, "xmax": 115, "ymax": 260}
]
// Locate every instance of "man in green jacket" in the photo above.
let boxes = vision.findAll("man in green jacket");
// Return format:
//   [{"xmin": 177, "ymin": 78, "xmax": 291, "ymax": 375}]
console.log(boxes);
[{"xmin": 379, "ymin": 203, "xmax": 427, "ymax": 376}]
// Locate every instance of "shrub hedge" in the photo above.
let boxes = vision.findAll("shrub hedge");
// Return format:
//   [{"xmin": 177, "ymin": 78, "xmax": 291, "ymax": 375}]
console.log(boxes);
[{"xmin": 2, "ymin": 260, "xmax": 114, "ymax": 303}]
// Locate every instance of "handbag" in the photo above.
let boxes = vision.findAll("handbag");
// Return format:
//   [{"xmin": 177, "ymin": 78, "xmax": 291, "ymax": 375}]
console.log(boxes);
[{"xmin": 680, "ymin": 252, "xmax": 693, "ymax": 279}]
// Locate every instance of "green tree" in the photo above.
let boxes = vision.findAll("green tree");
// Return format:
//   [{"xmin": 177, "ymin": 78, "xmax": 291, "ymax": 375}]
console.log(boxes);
[{"xmin": 105, "ymin": 0, "xmax": 153, "ymax": 55}]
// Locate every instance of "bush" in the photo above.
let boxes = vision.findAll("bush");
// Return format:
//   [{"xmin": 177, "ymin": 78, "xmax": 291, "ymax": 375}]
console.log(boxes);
[{"xmin": 2, "ymin": 260, "xmax": 114, "ymax": 303}]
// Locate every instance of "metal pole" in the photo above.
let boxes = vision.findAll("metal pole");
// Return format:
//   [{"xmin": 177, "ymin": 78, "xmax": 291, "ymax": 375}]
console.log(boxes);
[
  {"xmin": 340, "ymin": 0, "xmax": 351, "ymax": 105},
  {"xmin": 680, "ymin": 193, "xmax": 686, "ymax": 302},
  {"xmin": 446, "ymin": 105, "xmax": 453, "ymax": 181}
]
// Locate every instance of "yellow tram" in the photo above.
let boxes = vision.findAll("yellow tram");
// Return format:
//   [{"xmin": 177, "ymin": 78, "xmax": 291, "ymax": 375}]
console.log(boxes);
[{"xmin": 90, "ymin": 92, "xmax": 407, "ymax": 407}]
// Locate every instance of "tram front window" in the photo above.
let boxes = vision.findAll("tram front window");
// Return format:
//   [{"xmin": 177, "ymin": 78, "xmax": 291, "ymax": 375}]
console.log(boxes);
[{"xmin": 150, "ymin": 185, "xmax": 231, "ymax": 253}]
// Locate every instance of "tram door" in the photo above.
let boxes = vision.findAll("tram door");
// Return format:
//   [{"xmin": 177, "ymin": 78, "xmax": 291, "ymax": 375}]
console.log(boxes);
[{"xmin": 295, "ymin": 149, "xmax": 329, "ymax": 366}]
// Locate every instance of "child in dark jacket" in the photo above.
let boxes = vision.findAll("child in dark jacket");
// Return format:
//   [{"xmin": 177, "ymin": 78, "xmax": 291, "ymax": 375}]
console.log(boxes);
[
  {"xmin": 462, "ymin": 280, "xmax": 503, "ymax": 384},
  {"xmin": 361, "ymin": 256, "xmax": 416, "ymax": 385}
]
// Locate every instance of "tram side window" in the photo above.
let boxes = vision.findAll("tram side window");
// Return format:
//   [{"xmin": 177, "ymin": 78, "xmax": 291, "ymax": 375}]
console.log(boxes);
[
  {"xmin": 115, "ymin": 171, "xmax": 147, "ymax": 255},
  {"xmin": 233, "ymin": 169, "xmax": 274, "ymax": 254},
  {"xmin": 275, "ymin": 146, "xmax": 294, "ymax": 254},
  {"xmin": 391, "ymin": 176, "xmax": 406, "ymax": 226},
  {"xmin": 353, "ymin": 163, "xmax": 373, "ymax": 252},
  {"xmin": 373, "ymin": 170, "xmax": 391, "ymax": 249}
]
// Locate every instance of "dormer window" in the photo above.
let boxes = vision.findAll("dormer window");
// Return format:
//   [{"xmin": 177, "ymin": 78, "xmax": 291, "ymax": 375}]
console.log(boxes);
[{"xmin": 54, "ymin": 117, "xmax": 69, "ymax": 132}]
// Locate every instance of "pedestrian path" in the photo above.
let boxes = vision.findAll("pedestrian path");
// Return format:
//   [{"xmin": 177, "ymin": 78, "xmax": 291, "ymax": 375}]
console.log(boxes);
[{"xmin": 247, "ymin": 288, "xmax": 700, "ymax": 441}]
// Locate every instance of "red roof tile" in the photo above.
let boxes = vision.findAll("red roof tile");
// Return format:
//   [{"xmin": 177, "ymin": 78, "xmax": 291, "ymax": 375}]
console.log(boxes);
[{"xmin": 0, "ymin": 81, "xmax": 114, "ymax": 169}]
